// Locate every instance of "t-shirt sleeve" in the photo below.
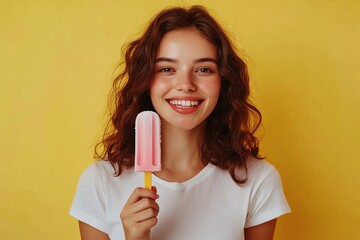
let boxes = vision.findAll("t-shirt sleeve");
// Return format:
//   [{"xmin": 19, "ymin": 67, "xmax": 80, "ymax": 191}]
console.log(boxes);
[
  {"xmin": 69, "ymin": 163, "xmax": 108, "ymax": 233},
  {"xmin": 244, "ymin": 166, "xmax": 291, "ymax": 228}
]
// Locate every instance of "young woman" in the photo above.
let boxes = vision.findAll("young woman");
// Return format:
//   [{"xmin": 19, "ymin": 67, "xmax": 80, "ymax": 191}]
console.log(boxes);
[{"xmin": 70, "ymin": 5, "xmax": 290, "ymax": 240}]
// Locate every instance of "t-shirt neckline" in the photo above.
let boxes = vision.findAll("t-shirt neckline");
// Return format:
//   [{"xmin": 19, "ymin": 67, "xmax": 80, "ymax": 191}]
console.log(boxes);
[{"xmin": 152, "ymin": 163, "xmax": 215, "ymax": 189}]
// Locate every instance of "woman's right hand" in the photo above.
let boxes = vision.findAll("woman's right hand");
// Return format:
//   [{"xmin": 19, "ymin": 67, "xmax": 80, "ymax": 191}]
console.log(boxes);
[{"xmin": 120, "ymin": 186, "xmax": 160, "ymax": 240}]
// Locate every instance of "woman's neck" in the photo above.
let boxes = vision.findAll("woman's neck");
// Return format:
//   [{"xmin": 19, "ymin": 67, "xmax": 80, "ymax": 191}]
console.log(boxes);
[{"xmin": 156, "ymin": 122, "xmax": 206, "ymax": 182}]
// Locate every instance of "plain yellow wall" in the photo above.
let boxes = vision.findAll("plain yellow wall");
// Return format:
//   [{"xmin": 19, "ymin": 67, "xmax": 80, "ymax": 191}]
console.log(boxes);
[{"xmin": 1, "ymin": 0, "xmax": 359, "ymax": 239}]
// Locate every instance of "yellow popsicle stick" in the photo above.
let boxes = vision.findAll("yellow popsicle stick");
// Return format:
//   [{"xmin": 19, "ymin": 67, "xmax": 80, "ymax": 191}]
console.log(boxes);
[{"xmin": 144, "ymin": 171, "xmax": 152, "ymax": 189}]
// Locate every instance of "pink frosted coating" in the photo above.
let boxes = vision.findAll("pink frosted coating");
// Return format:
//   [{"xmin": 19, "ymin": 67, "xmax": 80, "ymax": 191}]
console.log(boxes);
[{"xmin": 134, "ymin": 111, "xmax": 161, "ymax": 172}]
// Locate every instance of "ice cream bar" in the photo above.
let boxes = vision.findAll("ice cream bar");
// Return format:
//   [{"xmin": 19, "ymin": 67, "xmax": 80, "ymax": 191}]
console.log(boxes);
[{"xmin": 134, "ymin": 111, "xmax": 161, "ymax": 189}]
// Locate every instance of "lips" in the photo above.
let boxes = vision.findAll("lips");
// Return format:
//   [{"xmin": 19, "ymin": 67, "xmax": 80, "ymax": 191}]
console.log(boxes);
[{"xmin": 166, "ymin": 98, "xmax": 203, "ymax": 113}]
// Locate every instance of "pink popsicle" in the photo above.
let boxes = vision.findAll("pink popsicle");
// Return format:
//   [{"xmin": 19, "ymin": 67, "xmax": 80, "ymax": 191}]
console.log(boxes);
[{"xmin": 134, "ymin": 111, "xmax": 161, "ymax": 189}]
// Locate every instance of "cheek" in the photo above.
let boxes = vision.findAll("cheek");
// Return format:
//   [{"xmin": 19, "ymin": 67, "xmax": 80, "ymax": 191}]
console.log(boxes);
[
  {"xmin": 150, "ymin": 78, "xmax": 170, "ymax": 96},
  {"xmin": 202, "ymin": 79, "xmax": 221, "ymax": 98},
  {"xmin": 150, "ymin": 79, "xmax": 168, "ymax": 103}
]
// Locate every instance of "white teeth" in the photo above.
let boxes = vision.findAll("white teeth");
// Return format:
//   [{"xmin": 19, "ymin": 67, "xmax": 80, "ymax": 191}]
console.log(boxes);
[{"xmin": 169, "ymin": 100, "xmax": 200, "ymax": 107}]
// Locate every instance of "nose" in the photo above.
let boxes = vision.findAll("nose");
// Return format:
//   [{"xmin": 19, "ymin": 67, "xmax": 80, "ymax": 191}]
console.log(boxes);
[{"xmin": 175, "ymin": 72, "xmax": 196, "ymax": 92}]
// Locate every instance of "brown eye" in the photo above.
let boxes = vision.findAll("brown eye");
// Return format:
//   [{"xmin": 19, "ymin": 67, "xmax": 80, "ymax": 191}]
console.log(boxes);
[
  {"xmin": 197, "ymin": 68, "xmax": 213, "ymax": 73},
  {"xmin": 159, "ymin": 67, "xmax": 173, "ymax": 72}
]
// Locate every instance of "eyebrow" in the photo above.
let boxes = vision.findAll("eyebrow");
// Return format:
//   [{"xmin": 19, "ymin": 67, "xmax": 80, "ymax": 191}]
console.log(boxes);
[{"xmin": 155, "ymin": 57, "xmax": 218, "ymax": 64}]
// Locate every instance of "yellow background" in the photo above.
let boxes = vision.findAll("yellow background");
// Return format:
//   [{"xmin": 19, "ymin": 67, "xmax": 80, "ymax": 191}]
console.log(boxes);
[{"xmin": 1, "ymin": 0, "xmax": 359, "ymax": 239}]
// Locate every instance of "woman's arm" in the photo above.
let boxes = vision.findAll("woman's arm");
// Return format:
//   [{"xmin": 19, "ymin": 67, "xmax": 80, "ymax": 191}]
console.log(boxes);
[
  {"xmin": 79, "ymin": 221, "xmax": 110, "ymax": 240},
  {"xmin": 244, "ymin": 219, "xmax": 277, "ymax": 240}
]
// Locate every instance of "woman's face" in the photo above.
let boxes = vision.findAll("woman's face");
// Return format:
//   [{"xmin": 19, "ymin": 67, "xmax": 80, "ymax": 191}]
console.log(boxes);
[{"xmin": 150, "ymin": 28, "xmax": 221, "ymax": 131}]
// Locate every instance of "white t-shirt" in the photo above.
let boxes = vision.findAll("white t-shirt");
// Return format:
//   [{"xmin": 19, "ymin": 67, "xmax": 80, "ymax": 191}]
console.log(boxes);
[{"xmin": 70, "ymin": 159, "xmax": 290, "ymax": 240}]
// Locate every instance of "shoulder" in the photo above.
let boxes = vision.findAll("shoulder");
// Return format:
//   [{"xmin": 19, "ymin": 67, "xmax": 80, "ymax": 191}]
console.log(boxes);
[
  {"xmin": 235, "ymin": 157, "xmax": 287, "ymax": 200},
  {"xmin": 243, "ymin": 158, "xmax": 291, "ymax": 227},
  {"xmin": 70, "ymin": 160, "xmax": 141, "ymax": 236},
  {"xmin": 73, "ymin": 161, "xmax": 112, "ymax": 196},
  {"xmin": 233, "ymin": 157, "xmax": 277, "ymax": 186},
  {"xmin": 70, "ymin": 161, "xmax": 119, "ymax": 234},
  {"xmin": 246, "ymin": 158, "xmax": 277, "ymax": 182},
  {"xmin": 83, "ymin": 160, "xmax": 116, "ymax": 175},
  {"xmin": 78, "ymin": 160, "xmax": 115, "ymax": 183},
  {"xmin": 78, "ymin": 160, "xmax": 137, "ymax": 185},
  {"xmin": 76, "ymin": 160, "xmax": 143, "ymax": 195}
]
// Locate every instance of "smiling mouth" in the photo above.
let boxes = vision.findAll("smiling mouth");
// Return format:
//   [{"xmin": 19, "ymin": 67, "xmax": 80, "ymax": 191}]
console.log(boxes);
[{"xmin": 168, "ymin": 99, "xmax": 201, "ymax": 108}]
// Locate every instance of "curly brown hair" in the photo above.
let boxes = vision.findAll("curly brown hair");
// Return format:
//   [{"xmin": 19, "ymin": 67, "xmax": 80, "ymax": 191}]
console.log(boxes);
[{"xmin": 95, "ymin": 5, "xmax": 263, "ymax": 184}]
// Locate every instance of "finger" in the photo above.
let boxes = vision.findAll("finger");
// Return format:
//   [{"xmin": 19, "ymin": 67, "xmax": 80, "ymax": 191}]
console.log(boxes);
[
  {"xmin": 136, "ymin": 198, "xmax": 159, "ymax": 214},
  {"xmin": 126, "ymin": 187, "xmax": 159, "ymax": 205},
  {"xmin": 127, "ymin": 197, "xmax": 159, "ymax": 216},
  {"xmin": 151, "ymin": 186, "xmax": 157, "ymax": 194},
  {"xmin": 136, "ymin": 216, "xmax": 158, "ymax": 232},
  {"xmin": 123, "ymin": 217, "xmax": 157, "ymax": 238},
  {"xmin": 132, "ymin": 206, "xmax": 159, "ymax": 223}
]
